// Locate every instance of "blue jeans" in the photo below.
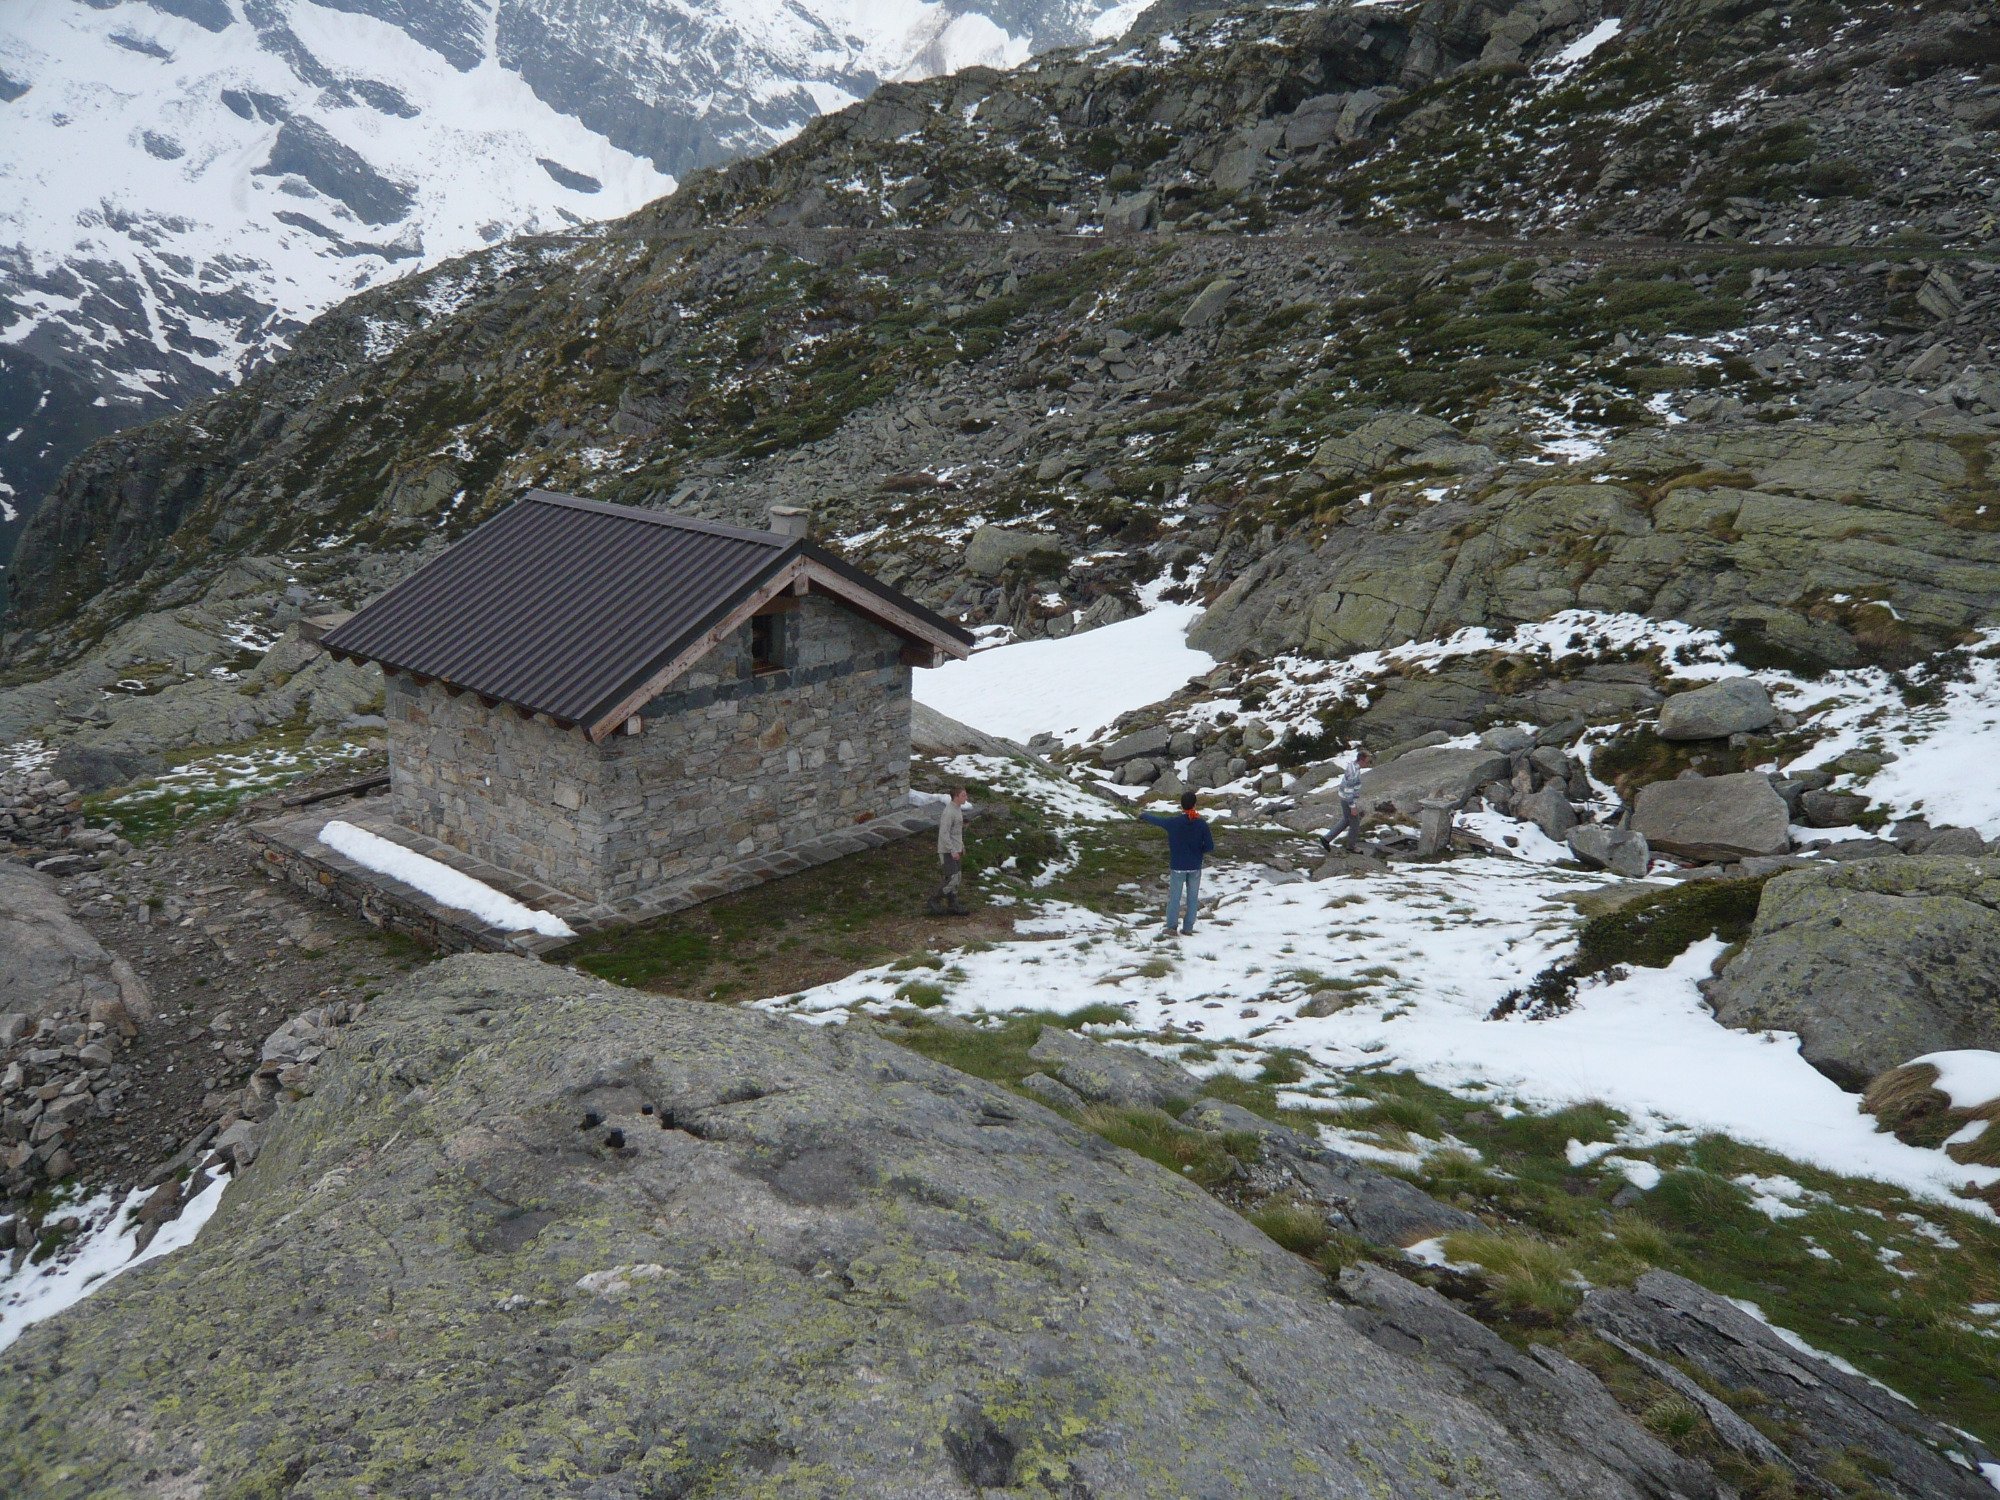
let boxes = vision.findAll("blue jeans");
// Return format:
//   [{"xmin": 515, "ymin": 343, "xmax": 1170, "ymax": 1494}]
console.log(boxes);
[{"xmin": 1165, "ymin": 869, "xmax": 1202, "ymax": 933}]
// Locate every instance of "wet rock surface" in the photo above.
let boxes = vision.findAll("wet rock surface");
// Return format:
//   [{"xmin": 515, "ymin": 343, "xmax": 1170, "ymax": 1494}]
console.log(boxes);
[{"xmin": 0, "ymin": 954, "xmax": 1732, "ymax": 1498}]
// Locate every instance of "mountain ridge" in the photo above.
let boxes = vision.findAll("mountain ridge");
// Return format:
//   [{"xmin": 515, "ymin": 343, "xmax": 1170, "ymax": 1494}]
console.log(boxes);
[{"xmin": 0, "ymin": 0, "xmax": 1128, "ymax": 578}]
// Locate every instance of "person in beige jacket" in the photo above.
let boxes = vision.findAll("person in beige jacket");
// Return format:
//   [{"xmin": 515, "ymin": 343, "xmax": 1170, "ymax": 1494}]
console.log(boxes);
[{"xmin": 927, "ymin": 787, "xmax": 969, "ymax": 916}]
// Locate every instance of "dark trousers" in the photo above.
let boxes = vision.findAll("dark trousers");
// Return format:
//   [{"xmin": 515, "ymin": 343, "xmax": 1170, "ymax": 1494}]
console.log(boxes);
[{"xmin": 930, "ymin": 854, "xmax": 964, "ymax": 911}]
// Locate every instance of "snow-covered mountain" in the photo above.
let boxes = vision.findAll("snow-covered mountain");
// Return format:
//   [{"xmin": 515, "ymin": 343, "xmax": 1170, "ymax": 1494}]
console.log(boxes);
[{"xmin": 0, "ymin": 0, "xmax": 1134, "ymax": 576}]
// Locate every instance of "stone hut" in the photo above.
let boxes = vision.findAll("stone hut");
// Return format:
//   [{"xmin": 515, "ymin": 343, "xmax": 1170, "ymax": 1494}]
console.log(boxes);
[{"xmin": 321, "ymin": 491, "xmax": 972, "ymax": 912}]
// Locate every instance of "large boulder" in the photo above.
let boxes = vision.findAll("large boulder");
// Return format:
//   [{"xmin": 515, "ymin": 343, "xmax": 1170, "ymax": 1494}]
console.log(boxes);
[
  {"xmin": 1656, "ymin": 678, "xmax": 1776, "ymax": 741},
  {"xmin": 1353, "ymin": 746, "xmax": 1511, "ymax": 819},
  {"xmin": 1705, "ymin": 857, "xmax": 2000, "ymax": 1087},
  {"xmin": 963, "ymin": 524, "xmax": 1058, "ymax": 577},
  {"xmin": 1631, "ymin": 773, "xmax": 1791, "ymax": 862},
  {"xmin": 0, "ymin": 863, "xmax": 152, "ymax": 1029},
  {"xmin": 0, "ymin": 955, "xmax": 1716, "ymax": 1499}
]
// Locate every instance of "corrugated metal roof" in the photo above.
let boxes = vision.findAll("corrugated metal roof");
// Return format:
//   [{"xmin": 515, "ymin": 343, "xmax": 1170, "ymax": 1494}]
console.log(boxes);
[{"xmin": 321, "ymin": 490, "xmax": 970, "ymax": 733}]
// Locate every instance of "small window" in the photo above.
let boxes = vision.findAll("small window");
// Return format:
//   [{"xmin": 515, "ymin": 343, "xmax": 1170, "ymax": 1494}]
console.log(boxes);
[{"xmin": 750, "ymin": 612, "xmax": 789, "ymax": 674}]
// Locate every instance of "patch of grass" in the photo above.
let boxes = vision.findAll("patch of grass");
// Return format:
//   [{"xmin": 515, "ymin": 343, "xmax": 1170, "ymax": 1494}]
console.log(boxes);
[
  {"xmin": 894, "ymin": 979, "xmax": 948, "ymax": 1009},
  {"xmin": 1493, "ymin": 877, "xmax": 1771, "ymax": 1020},
  {"xmin": 1081, "ymin": 1104, "xmax": 1258, "ymax": 1190},
  {"xmin": 1441, "ymin": 1229, "xmax": 1587, "ymax": 1321},
  {"xmin": 1248, "ymin": 1200, "xmax": 1333, "ymax": 1256},
  {"xmin": 1863, "ymin": 1061, "xmax": 2000, "ymax": 1171}
]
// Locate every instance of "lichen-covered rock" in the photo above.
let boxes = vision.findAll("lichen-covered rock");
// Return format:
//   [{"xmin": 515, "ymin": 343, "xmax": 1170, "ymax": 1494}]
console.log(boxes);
[
  {"xmin": 0, "ymin": 955, "xmax": 1719, "ymax": 1498},
  {"xmin": 1025, "ymin": 1022, "xmax": 1200, "ymax": 1108},
  {"xmin": 1632, "ymin": 772, "xmax": 1791, "ymax": 862},
  {"xmin": 1705, "ymin": 857, "xmax": 2000, "ymax": 1087},
  {"xmin": 1656, "ymin": 677, "xmax": 1775, "ymax": 741}
]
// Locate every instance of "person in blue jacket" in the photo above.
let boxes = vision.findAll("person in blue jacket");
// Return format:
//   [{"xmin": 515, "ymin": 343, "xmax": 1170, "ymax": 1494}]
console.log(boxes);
[{"xmin": 1141, "ymin": 791, "xmax": 1216, "ymax": 937}]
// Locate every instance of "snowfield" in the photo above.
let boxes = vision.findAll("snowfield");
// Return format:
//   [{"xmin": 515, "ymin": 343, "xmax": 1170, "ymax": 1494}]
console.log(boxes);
[
  {"xmin": 852, "ymin": 602, "xmax": 2000, "ymax": 1217},
  {"xmin": 915, "ymin": 597, "xmax": 1213, "ymax": 745}
]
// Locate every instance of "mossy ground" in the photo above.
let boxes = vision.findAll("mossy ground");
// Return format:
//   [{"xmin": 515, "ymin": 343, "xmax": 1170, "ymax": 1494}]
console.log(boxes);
[{"xmin": 82, "ymin": 730, "xmax": 383, "ymax": 845}]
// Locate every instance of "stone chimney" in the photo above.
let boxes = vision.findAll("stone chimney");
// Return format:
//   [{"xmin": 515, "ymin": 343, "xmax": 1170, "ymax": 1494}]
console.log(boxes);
[{"xmin": 767, "ymin": 505, "xmax": 810, "ymax": 538}]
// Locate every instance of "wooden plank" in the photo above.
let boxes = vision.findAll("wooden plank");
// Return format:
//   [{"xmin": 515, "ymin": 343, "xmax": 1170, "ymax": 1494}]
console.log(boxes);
[{"xmin": 280, "ymin": 774, "xmax": 391, "ymax": 809}]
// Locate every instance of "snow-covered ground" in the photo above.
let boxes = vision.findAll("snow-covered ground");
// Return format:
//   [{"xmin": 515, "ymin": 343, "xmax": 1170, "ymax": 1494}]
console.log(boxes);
[
  {"xmin": 877, "ymin": 603, "xmax": 2000, "ymax": 1216},
  {"xmin": 0, "ymin": 1172, "xmax": 226, "ymax": 1353},
  {"xmin": 915, "ymin": 597, "xmax": 1213, "ymax": 745},
  {"xmin": 768, "ymin": 855, "xmax": 2000, "ymax": 1215}
]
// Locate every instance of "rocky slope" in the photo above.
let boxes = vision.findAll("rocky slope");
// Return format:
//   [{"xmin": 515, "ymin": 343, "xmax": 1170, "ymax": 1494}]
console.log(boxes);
[
  {"xmin": 6, "ymin": 953, "xmax": 1987, "ymax": 1497},
  {"xmin": 0, "ymin": 0, "xmax": 1127, "ymax": 577},
  {"xmin": 4, "ymin": 0, "xmax": 1996, "ymax": 710}
]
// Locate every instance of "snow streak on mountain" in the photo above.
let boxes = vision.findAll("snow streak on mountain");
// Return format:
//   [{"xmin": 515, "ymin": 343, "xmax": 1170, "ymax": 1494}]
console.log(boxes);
[{"xmin": 0, "ymin": 0, "xmax": 1127, "ymax": 577}]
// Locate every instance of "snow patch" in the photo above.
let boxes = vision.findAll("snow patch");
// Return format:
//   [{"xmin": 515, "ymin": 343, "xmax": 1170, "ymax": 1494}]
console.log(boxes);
[
  {"xmin": 0, "ymin": 1173, "xmax": 227, "ymax": 1353},
  {"xmin": 318, "ymin": 820, "xmax": 574, "ymax": 937}
]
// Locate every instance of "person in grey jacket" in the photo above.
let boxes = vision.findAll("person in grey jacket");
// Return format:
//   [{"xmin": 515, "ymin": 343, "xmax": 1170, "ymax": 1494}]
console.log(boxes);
[
  {"xmin": 1318, "ymin": 748, "xmax": 1372, "ymax": 853},
  {"xmin": 927, "ymin": 787, "xmax": 970, "ymax": 916}
]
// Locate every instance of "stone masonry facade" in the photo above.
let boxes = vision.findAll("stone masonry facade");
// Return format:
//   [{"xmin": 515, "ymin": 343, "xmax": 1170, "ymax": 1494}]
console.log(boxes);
[{"xmin": 384, "ymin": 595, "xmax": 913, "ymax": 907}]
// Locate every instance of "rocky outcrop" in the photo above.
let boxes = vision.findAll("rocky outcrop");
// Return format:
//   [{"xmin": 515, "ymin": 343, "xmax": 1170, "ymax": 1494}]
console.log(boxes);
[
  {"xmin": 0, "ymin": 953, "xmax": 1725, "ymax": 1497},
  {"xmin": 0, "ymin": 863, "xmax": 152, "ymax": 1029},
  {"xmin": 1632, "ymin": 772, "xmax": 1791, "ymax": 862},
  {"xmin": 1193, "ymin": 423, "xmax": 2000, "ymax": 671},
  {"xmin": 1025, "ymin": 1023, "xmax": 1202, "ymax": 1109},
  {"xmin": 1705, "ymin": 857, "xmax": 2000, "ymax": 1087},
  {"xmin": 1581, "ymin": 1270, "xmax": 1994, "ymax": 1498}
]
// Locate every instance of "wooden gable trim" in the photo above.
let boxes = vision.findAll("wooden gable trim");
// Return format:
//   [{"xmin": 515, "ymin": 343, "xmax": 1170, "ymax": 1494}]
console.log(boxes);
[
  {"xmin": 581, "ymin": 554, "xmax": 972, "ymax": 740},
  {"xmin": 797, "ymin": 559, "xmax": 972, "ymax": 664},
  {"xmin": 583, "ymin": 557, "xmax": 810, "ymax": 740}
]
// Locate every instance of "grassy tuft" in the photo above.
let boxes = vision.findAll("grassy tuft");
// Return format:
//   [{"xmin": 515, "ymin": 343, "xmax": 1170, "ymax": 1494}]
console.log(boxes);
[
  {"xmin": 1440, "ymin": 1230, "xmax": 1587, "ymax": 1321},
  {"xmin": 1247, "ymin": 1200, "xmax": 1333, "ymax": 1256}
]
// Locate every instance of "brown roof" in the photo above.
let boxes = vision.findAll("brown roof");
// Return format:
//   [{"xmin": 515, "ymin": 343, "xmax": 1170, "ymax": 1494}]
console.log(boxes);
[{"xmin": 321, "ymin": 491, "xmax": 972, "ymax": 739}]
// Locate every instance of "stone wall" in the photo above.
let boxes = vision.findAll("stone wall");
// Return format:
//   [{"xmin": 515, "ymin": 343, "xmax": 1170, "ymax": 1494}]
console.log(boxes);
[{"xmin": 385, "ymin": 595, "xmax": 912, "ymax": 905}]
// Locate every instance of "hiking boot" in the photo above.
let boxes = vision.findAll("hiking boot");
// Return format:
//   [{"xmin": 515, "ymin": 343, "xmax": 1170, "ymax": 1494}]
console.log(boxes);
[
  {"xmin": 1317, "ymin": 833, "xmax": 1333, "ymax": 853},
  {"xmin": 946, "ymin": 900, "xmax": 970, "ymax": 916}
]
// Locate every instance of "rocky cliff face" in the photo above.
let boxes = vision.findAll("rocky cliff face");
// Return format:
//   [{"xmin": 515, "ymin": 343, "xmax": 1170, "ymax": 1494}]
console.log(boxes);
[
  {"xmin": 4, "ymin": 0, "xmax": 1994, "ymax": 714},
  {"xmin": 0, "ymin": 0, "xmax": 1125, "ymax": 580}
]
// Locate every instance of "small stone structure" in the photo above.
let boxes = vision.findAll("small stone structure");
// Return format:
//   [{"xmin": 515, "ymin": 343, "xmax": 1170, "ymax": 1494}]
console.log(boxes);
[
  {"xmin": 303, "ymin": 491, "xmax": 972, "ymax": 926},
  {"xmin": 385, "ymin": 595, "xmax": 915, "ymax": 909}
]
